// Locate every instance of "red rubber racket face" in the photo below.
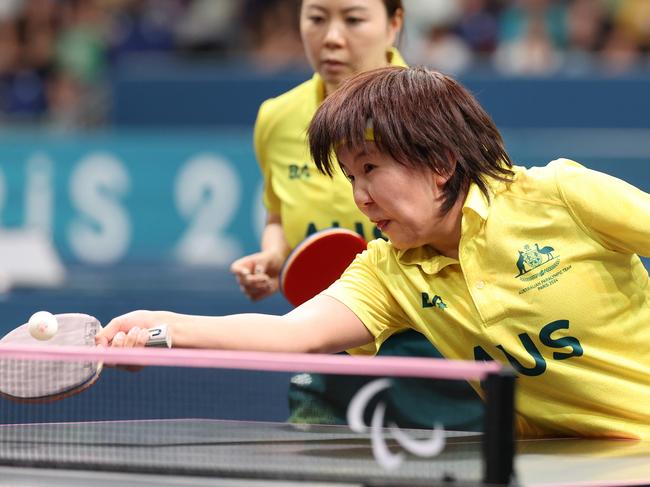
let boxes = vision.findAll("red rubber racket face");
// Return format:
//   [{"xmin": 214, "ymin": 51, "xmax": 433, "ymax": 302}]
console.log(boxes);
[
  {"xmin": 280, "ymin": 229, "xmax": 367, "ymax": 307},
  {"xmin": 0, "ymin": 313, "xmax": 103, "ymax": 403}
]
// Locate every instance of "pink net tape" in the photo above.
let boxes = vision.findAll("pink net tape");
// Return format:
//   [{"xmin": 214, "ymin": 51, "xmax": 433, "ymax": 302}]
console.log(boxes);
[{"xmin": 0, "ymin": 345, "xmax": 501, "ymax": 380}]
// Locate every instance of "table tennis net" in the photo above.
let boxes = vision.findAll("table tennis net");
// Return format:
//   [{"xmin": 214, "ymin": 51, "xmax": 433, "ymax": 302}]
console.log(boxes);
[{"xmin": 0, "ymin": 346, "xmax": 515, "ymax": 486}]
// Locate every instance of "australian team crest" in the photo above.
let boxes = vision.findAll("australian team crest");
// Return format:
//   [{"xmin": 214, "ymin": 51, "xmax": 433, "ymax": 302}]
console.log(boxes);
[{"xmin": 515, "ymin": 243, "xmax": 559, "ymax": 281}]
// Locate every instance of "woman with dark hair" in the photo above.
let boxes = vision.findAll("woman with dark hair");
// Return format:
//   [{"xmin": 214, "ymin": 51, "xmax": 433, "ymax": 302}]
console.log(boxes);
[
  {"xmin": 101, "ymin": 66, "xmax": 650, "ymax": 439},
  {"xmin": 230, "ymin": 0, "xmax": 481, "ymax": 429}
]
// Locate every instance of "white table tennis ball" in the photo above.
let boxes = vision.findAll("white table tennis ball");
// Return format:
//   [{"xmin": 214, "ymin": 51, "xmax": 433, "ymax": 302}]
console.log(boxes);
[{"xmin": 28, "ymin": 311, "xmax": 58, "ymax": 341}]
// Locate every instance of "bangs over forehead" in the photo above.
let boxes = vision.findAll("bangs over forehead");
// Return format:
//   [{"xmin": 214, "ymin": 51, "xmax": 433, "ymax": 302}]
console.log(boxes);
[
  {"xmin": 309, "ymin": 66, "xmax": 415, "ymax": 176},
  {"xmin": 308, "ymin": 65, "xmax": 513, "ymax": 212}
]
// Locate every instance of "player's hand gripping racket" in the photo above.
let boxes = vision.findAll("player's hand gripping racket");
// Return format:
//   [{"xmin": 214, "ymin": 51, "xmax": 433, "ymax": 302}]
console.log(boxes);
[
  {"xmin": 280, "ymin": 228, "xmax": 367, "ymax": 307},
  {"xmin": 0, "ymin": 313, "xmax": 170, "ymax": 403}
]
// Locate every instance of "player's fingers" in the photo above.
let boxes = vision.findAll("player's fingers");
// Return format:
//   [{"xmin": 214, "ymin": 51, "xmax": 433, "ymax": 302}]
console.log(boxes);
[
  {"xmin": 101, "ymin": 311, "xmax": 154, "ymax": 343},
  {"xmin": 136, "ymin": 328, "xmax": 151, "ymax": 347},
  {"xmin": 237, "ymin": 271, "xmax": 269, "ymax": 293},
  {"xmin": 239, "ymin": 284, "xmax": 258, "ymax": 299},
  {"xmin": 100, "ymin": 316, "xmax": 130, "ymax": 342},
  {"xmin": 230, "ymin": 257, "xmax": 255, "ymax": 277},
  {"xmin": 229, "ymin": 257, "xmax": 247, "ymax": 274},
  {"xmin": 234, "ymin": 267, "xmax": 251, "ymax": 278},
  {"xmin": 237, "ymin": 270, "xmax": 278, "ymax": 300},
  {"xmin": 119, "ymin": 331, "xmax": 147, "ymax": 370},
  {"xmin": 241, "ymin": 265, "xmax": 269, "ymax": 282},
  {"xmin": 111, "ymin": 331, "xmax": 127, "ymax": 348},
  {"xmin": 106, "ymin": 328, "xmax": 149, "ymax": 371},
  {"xmin": 241, "ymin": 286, "xmax": 267, "ymax": 301},
  {"xmin": 240, "ymin": 279, "xmax": 269, "ymax": 298},
  {"xmin": 233, "ymin": 271, "xmax": 250, "ymax": 288},
  {"xmin": 245, "ymin": 273, "xmax": 271, "ymax": 285},
  {"xmin": 232, "ymin": 268, "xmax": 254, "ymax": 295},
  {"xmin": 123, "ymin": 326, "xmax": 141, "ymax": 347},
  {"xmin": 232, "ymin": 255, "xmax": 270, "ymax": 276},
  {"xmin": 249, "ymin": 281, "xmax": 278, "ymax": 301}
]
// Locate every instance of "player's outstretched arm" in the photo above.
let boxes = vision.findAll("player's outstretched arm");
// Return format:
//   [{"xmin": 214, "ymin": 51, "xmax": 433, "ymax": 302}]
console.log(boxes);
[{"xmin": 97, "ymin": 295, "xmax": 373, "ymax": 354}]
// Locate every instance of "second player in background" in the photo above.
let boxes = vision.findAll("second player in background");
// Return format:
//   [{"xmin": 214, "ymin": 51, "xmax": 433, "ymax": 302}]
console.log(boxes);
[{"xmin": 230, "ymin": 0, "xmax": 482, "ymax": 430}]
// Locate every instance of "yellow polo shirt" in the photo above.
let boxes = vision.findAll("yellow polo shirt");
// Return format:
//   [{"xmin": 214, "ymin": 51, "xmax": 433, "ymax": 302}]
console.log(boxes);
[
  {"xmin": 325, "ymin": 159, "xmax": 650, "ymax": 439},
  {"xmin": 253, "ymin": 49, "xmax": 406, "ymax": 248}
]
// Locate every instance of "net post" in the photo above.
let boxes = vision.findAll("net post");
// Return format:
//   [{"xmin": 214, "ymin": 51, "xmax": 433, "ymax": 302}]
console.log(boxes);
[{"xmin": 483, "ymin": 368, "xmax": 516, "ymax": 486}]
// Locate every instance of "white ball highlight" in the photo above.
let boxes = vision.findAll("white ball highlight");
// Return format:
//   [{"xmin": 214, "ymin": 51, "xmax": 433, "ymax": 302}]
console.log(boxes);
[{"xmin": 28, "ymin": 311, "xmax": 58, "ymax": 341}]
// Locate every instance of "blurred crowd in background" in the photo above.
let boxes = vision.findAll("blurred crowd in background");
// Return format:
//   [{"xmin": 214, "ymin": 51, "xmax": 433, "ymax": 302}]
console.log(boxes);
[{"xmin": 1, "ymin": 0, "xmax": 650, "ymax": 129}]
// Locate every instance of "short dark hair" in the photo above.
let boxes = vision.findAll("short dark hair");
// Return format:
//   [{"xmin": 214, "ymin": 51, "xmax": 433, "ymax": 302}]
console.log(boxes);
[
  {"xmin": 382, "ymin": 0, "xmax": 403, "ymax": 17},
  {"xmin": 383, "ymin": 0, "xmax": 404, "ymax": 45},
  {"xmin": 301, "ymin": 0, "xmax": 403, "ymax": 15},
  {"xmin": 308, "ymin": 66, "xmax": 514, "ymax": 214}
]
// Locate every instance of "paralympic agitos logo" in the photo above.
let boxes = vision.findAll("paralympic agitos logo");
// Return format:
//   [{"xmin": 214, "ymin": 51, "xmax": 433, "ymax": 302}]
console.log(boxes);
[{"xmin": 346, "ymin": 378, "xmax": 446, "ymax": 470}]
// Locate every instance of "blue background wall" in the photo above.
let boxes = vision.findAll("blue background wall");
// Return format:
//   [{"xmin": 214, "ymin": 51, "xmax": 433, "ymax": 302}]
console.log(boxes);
[
  {"xmin": 2, "ymin": 74, "xmax": 650, "ymax": 267},
  {"xmin": 2, "ymin": 127, "xmax": 649, "ymax": 267},
  {"xmin": 110, "ymin": 63, "xmax": 650, "ymax": 129},
  {"xmin": 0, "ymin": 130, "xmax": 263, "ymax": 265}
]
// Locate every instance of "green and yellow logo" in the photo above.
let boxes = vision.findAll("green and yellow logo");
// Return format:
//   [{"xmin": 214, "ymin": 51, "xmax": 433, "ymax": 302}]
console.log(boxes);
[
  {"xmin": 422, "ymin": 292, "xmax": 447, "ymax": 310},
  {"xmin": 289, "ymin": 164, "xmax": 310, "ymax": 180},
  {"xmin": 515, "ymin": 243, "xmax": 559, "ymax": 281},
  {"xmin": 515, "ymin": 242, "xmax": 572, "ymax": 295}
]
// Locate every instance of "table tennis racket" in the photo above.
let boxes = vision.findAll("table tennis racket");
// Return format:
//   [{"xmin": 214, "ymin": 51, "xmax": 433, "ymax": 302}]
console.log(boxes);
[
  {"xmin": 0, "ymin": 313, "xmax": 170, "ymax": 403},
  {"xmin": 280, "ymin": 228, "xmax": 367, "ymax": 307}
]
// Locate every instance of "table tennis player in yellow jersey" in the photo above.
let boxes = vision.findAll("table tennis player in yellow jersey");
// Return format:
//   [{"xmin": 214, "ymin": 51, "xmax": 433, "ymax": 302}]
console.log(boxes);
[
  {"xmin": 229, "ymin": 0, "xmax": 482, "ymax": 430},
  {"xmin": 102, "ymin": 66, "xmax": 650, "ymax": 439}
]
